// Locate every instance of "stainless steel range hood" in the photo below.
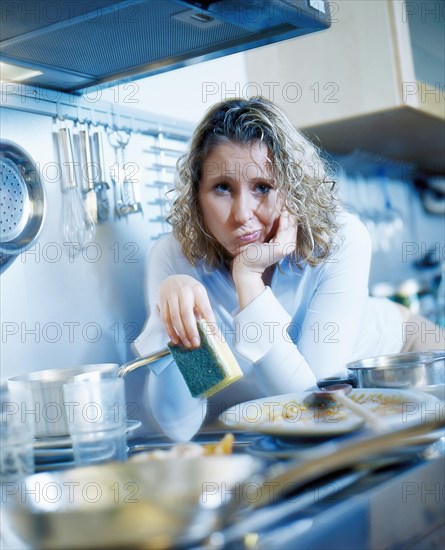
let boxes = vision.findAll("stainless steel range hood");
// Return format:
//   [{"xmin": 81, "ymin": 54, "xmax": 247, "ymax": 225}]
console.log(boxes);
[{"xmin": 0, "ymin": 0, "xmax": 330, "ymax": 93}]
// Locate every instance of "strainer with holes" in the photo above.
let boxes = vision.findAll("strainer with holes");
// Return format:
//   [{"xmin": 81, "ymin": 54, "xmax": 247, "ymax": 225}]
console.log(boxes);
[{"xmin": 0, "ymin": 140, "xmax": 45, "ymax": 263}]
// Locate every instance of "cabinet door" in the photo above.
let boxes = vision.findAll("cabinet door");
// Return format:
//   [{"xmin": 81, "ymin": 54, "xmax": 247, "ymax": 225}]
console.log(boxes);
[
  {"xmin": 244, "ymin": 0, "xmax": 444, "ymax": 169},
  {"xmin": 245, "ymin": 0, "xmax": 402, "ymax": 127}
]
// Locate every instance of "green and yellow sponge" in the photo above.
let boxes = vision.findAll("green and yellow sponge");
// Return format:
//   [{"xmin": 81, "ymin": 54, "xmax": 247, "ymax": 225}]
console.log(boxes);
[{"xmin": 167, "ymin": 319, "xmax": 243, "ymax": 398}]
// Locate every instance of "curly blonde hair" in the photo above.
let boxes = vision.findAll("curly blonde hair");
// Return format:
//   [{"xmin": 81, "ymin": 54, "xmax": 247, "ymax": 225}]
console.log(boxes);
[{"xmin": 167, "ymin": 97, "xmax": 339, "ymax": 268}]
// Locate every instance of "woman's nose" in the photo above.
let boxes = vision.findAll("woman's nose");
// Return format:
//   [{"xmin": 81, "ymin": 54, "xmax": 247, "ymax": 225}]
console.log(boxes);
[{"xmin": 233, "ymin": 193, "xmax": 254, "ymax": 225}]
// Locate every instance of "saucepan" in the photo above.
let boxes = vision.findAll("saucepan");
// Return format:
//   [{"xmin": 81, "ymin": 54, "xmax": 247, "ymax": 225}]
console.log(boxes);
[
  {"xmin": 6, "ymin": 350, "xmax": 170, "ymax": 438},
  {"xmin": 2, "ymin": 416, "xmax": 443, "ymax": 550},
  {"xmin": 8, "ymin": 363, "xmax": 119, "ymax": 437},
  {"xmin": 318, "ymin": 350, "xmax": 445, "ymax": 400}
]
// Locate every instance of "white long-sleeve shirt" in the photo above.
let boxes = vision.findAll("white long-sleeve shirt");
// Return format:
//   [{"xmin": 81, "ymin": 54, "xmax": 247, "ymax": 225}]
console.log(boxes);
[{"xmin": 133, "ymin": 211, "xmax": 403, "ymax": 440}]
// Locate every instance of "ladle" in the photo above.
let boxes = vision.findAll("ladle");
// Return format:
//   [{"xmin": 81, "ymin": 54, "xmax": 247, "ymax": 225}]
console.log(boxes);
[{"xmin": 305, "ymin": 383, "xmax": 385, "ymax": 431}]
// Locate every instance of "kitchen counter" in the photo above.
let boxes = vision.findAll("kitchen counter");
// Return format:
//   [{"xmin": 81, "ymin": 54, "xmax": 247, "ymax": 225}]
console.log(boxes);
[
  {"xmin": 251, "ymin": 455, "xmax": 445, "ymax": 550},
  {"xmin": 128, "ymin": 431, "xmax": 445, "ymax": 550},
  {"xmin": 3, "ymin": 430, "xmax": 443, "ymax": 549}
]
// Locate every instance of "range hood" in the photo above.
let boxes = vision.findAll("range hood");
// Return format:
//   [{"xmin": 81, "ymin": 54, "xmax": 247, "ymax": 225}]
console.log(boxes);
[{"xmin": 0, "ymin": 0, "xmax": 330, "ymax": 93}]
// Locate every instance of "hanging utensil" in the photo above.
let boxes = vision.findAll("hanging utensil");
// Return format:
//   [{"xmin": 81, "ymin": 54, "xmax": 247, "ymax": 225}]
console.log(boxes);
[
  {"xmin": 78, "ymin": 126, "xmax": 98, "ymax": 224},
  {"xmin": 0, "ymin": 140, "xmax": 45, "ymax": 273},
  {"xmin": 108, "ymin": 129, "xmax": 142, "ymax": 218},
  {"xmin": 91, "ymin": 130, "xmax": 110, "ymax": 223},
  {"xmin": 108, "ymin": 129, "xmax": 127, "ymax": 217},
  {"xmin": 119, "ymin": 131, "xmax": 143, "ymax": 216},
  {"xmin": 57, "ymin": 126, "xmax": 95, "ymax": 257}
]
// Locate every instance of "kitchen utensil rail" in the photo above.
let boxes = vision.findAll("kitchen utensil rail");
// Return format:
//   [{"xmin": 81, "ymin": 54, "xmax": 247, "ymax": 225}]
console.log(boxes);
[
  {"xmin": 145, "ymin": 146, "xmax": 186, "ymax": 156},
  {"xmin": 150, "ymin": 162, "xmax": 177, "ymax": 172},
  {"xmin": 146, "ymin": 180, "xmax": 173, "ymax": 188}
]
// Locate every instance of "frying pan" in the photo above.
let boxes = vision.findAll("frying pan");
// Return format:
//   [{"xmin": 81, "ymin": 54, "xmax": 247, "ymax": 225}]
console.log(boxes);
[
  {"xmin": 7, "ymin": 350, "xmax": 169, "ymax": 437},
  {"xmin": 8, "ymin": 364, "xmax": 119, "ymax": 437},
  {"xmin": 318, "ymin": 351, "xmax": 445, "ymax": 399}
]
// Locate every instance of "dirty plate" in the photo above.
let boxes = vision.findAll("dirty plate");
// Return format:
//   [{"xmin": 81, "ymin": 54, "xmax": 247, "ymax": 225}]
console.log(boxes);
[{"xmin": 218, "ymin": 389, "xmax": 443, "ymax": 437}]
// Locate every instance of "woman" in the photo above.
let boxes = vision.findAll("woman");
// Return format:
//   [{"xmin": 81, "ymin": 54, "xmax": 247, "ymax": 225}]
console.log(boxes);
[{"xmin": 134, "ymin": 97, "xmax": 443, "ymax": 441}]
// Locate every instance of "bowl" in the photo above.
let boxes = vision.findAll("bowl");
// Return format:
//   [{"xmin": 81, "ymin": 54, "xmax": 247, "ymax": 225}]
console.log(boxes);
[{"xmin": 1, "ymin": 455, "xmax": 261, "ymax": 549}]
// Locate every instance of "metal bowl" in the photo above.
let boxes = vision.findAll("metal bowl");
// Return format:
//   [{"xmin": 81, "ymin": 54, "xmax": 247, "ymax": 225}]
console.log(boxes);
[
  {"xmin": 0, "ymin": 140, "xmax": 45, "ymax": 256},
  {"xmin": 1, "ymin": 455, "xmax": 262, "ymax": 549},
  {"xmin": 8, "ymin": 364, "xmax": 119, "ymax": 437}
]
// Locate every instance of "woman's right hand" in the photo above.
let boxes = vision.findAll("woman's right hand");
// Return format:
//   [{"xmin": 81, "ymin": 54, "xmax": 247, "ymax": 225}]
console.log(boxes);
[{"xmin": 157, "ymin": 275, "xmax": 216, "ymax": 348}]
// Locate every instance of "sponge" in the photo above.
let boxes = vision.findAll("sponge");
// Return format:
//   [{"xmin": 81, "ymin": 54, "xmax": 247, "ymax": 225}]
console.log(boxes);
[{"xmin": 167, "ymin": 319, "xmax": 243, "ymax": 398}]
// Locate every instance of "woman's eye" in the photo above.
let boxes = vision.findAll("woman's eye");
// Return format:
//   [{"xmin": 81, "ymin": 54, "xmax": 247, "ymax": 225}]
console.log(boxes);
[
  {"xmin": 214, "ymin": 183, "xmax": 230, "ymax": 193},
  {"xmin": 255, "ymin": 184, "xmax": 272, "ymax": 194}
]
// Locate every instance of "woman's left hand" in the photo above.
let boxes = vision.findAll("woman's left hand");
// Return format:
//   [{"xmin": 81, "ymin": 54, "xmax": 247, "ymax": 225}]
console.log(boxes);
[
  {"xmin": 231, "ymin": 211, "xmax": 297, "ymax": 308},
  {"xmin": 233, "ymin": 211, "xmax": 297, "ymax": 276}
]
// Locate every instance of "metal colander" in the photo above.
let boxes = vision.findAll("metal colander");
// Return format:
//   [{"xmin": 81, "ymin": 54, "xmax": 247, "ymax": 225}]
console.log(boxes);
[
  {"xmin": 0, "ymin": 140, "xmax": 45, "ymax": 259},
  {"xmin": 0, "ymin": 158, "xmax": 31, "ymax": 242}
]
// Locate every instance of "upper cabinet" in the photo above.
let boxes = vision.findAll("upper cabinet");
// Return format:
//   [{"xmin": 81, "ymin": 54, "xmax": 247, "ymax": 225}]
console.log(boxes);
[{"xmin": 244, "ymin": 0, "xmax": 445, "ymax": 171}]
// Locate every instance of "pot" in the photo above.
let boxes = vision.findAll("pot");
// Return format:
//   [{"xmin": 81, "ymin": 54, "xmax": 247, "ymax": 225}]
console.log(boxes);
[
  {"xmin": 318, "ymin": 350, "xmax": 445, "ymax": 400},
  {"xmin": 6, "ymin": 350, "xmax": 170, "ymax": 438},
  {"xmin": 8, "ymin": 364, "xmax": 119, "ymax": 437}
]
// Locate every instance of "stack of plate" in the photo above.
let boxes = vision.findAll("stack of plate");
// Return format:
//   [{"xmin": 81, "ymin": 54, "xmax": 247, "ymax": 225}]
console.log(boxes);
[
  {"xmin": 218, "ymin": 389, "xmax": 444, "ymax": 460},
  {"xmin": 33, "ymin": 420, "xmax": 141, "ymax": 472}
]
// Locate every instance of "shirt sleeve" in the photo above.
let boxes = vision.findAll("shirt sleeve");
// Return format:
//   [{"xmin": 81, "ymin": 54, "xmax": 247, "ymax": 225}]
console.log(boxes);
[
  {"xmin": 147, "ymin": 361, "xmax": 207, "ymax": 442},
  {"xmin": 233, "ymin": 287, "xmax": 317, "ymax": 392},
  {"xmin": 133, "ymin": 234, "xmax": 194, "ymax": 361},
  {"xmin": 132, "ymin": 235, "xmax": 207, "ymax": 441},
  {"xmin": 233, "ymin": 214, "xmax": 372, "ymax": 391}
]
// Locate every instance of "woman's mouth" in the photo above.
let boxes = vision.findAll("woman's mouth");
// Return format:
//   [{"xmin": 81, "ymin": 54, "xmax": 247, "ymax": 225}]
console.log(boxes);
[{"xmin": 238, "ymin": 230, "xmax": 261, "ymax": 243}]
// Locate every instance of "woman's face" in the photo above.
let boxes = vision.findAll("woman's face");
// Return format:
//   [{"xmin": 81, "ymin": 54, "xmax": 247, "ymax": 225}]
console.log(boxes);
[{"xmin": 198, "ymin": 140, "xmax": 282, "ymax": 257}]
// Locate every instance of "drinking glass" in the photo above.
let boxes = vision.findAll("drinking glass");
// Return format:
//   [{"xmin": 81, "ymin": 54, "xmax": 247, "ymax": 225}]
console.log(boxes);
[
  {"xmin": 63, "ymin": 378, "xmax": 128, "ymax": 466},
  {"xmin": 1, "ymin": 384, "xmax": 35, "ymax": 483}
]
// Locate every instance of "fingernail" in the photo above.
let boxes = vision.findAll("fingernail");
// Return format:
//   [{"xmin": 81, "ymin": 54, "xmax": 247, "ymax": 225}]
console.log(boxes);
[{"xmin": 192, "ymin": 337, "xmax": 200, "ymax": 347}]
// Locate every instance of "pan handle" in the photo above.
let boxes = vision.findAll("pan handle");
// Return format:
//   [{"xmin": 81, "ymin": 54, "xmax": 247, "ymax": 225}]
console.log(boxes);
[
  {"xmin": 235, "ymin": 415, "xmax": 444, "ymax": 511},
  {"xmin": 317, "ymin": 374, "xmax": 357, "ymax": 388},
  {"xmin": 118, "ymin": 348, "xmax": 170, "ymax": 377}
]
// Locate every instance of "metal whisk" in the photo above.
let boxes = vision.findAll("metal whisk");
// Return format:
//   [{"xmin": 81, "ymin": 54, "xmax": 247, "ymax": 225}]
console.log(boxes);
[{"xmin": 58, "ymin": 126, "xmax": 95, "ymax": 257}]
